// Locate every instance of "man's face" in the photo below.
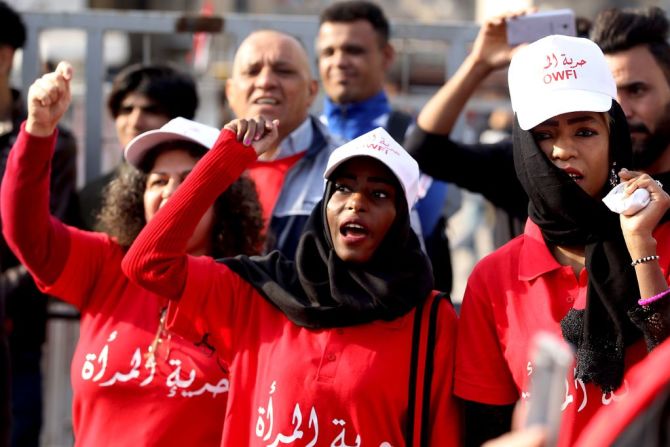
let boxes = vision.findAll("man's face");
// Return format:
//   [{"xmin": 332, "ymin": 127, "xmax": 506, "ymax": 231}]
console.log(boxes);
[
  {"xmin": 317, "ymin": 20, "xmax": 393, "ymax": 104},
  {"xmin": 606, "ymin": 45, "xmax": 670, "ymax": 172},
  {"xmin": 226, "ymin": 31, "xmax": 318, "ymax": 142},
  {"xmin": 115, "ymin": 93, "xmax": 171, "ymax": 149}
]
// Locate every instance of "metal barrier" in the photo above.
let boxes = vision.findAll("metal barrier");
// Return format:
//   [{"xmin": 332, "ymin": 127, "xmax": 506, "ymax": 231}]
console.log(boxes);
[
  {"xmin": 21, "ymin": 10, "xmax": 478, "ymax": 182},
  {"xmin": 21, "ymin": 9, "xmax": 223, "ymax": 183}
]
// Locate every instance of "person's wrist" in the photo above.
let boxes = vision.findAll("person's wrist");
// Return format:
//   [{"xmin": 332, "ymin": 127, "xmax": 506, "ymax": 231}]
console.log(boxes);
[
  {"xmin": 25, "ymin": 118, "xmax": 55, "ymax": 137},
  {"xmin": 625, "ymin": 234, "xmax": 657, "ymax": 260},
  {"xmin": 464, "ymin": 53, "xmax": 495, "ymax": 77}
]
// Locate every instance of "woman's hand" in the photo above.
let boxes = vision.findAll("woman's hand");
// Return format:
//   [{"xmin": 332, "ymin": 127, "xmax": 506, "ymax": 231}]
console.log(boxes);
[
  {"xmin": 224, "ymin": 117, "xmax": 279, "ymax": 156},
  {"xmin": 26, "ymin": 61, "xmax": 72, "ymax": 137},
  {"xmin": 470, "ymin": 9, "xmax": 535, "ymax": 71},
  {"xmin": 618, "ymin": 169, "xmax": 670, "ymax": 257}
]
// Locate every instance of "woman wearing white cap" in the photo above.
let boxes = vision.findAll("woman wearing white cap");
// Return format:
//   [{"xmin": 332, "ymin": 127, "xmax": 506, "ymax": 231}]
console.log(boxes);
[
  {"xmin": 121, "ymin": 114, "xmax": 461, "ymax": 443},
  {"xmin": 455, "ymin": 35, "xmax": 670, "ymax": 446},
  {"xmin": 0, "ymin": 62, "xmax": 264, "ymax": 446}
]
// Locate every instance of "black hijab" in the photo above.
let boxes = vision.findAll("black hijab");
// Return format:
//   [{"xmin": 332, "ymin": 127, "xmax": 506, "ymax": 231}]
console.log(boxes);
[
  {"xmin": 220, "ymin": 158, "xmax": 434, "ymax": 329},
  {"xmin": 514, "ymin": 101, "xmax": 642, "ymax": 392}
]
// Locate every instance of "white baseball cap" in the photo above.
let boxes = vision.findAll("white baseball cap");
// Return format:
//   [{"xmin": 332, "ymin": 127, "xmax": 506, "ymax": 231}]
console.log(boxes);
[
  {"xmin": 508, "ymin": 35, "xmax": 617, "ymax": 130},
  {"xmin": 323, "ymin": 127, "xmax": 420, "ymax": 211},
  {"xmin": 124, "ymin": 117, "xmax": 221, "ymax": 168}
]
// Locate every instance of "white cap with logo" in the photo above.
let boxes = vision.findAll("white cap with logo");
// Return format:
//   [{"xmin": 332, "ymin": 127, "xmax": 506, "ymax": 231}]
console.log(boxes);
[
  {"xmin": 323, "ymin": 127, "xmax": 420, "ymax": 211},
  {"xmin": 508, "ymin": 35, "xmax": 617, "ymax": 130},
  {"xmin": 124, "ymin": 117, "xmax": 221, "ymax": 168}
]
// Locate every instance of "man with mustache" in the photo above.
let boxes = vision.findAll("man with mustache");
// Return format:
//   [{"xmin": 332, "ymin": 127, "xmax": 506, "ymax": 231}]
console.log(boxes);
[
  {"xmin": 225, "ymin": 30, "xmax": 338, "ymax": 259},
  {"xmin": 591, "ymin": 7, "xmax": 670, "ymax": 183}
]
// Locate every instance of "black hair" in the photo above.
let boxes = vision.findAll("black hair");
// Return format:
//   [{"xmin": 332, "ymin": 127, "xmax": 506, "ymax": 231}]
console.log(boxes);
[
  {"xmin": 576, "ymin": 16, "xmax": 592, "ymax": 39},
  {"xmin": 591, "ymin": 7, "xmax": 670, "ymax": 84},
  {"xmin": 0, "ymin": 1, "xmax": 26, "ymax": 49},
  {"xmin": 319, "ymin": 1, "xmax": 390, "ymax": 46},
  {"xmin": 107, "ymin": 63, "xmax": 199, "ymax": 120}
]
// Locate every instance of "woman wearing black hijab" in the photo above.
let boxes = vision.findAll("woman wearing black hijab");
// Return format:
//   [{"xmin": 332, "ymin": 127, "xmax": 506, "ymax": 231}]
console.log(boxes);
[
  {"xmin": 455, "ymin": 35, "xmax": 670, "ymax": 447},
  {"xmin": 122, "ymin": 120, "xmax": 461, "ymax": 446}
]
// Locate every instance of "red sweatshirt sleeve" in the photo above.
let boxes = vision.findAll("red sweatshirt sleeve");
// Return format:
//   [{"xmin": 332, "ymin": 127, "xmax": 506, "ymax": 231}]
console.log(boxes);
[
  {"xmin": 0, "ymin": 122, "xmax": 71, "ymax": 286},
  {"xmin": 122, "ymin": 129, "xmax": 258, "ymax": 300}
]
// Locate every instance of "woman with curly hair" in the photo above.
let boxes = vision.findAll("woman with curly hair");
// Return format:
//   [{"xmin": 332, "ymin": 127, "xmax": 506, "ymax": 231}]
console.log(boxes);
[
  {"xmin": 0, "ymin": 62, "xmax": 264, "ymax": 446},
  {"xmin": 97, "ymin": 141, "xmax": 263, "ymax": 257}
]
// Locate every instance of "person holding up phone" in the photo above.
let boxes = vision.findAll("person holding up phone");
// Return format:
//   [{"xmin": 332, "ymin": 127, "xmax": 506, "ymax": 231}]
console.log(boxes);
[
  {"xmin": 455, "ymin": 35, "xmax": 670, "ymax": 446},
  {"xmin": 505, "ymin": 9, "xmax": 576, "ymax": 46},
  {"xmin": 405, "ymin": 11, "xmax": 593, "ymax": 250}
]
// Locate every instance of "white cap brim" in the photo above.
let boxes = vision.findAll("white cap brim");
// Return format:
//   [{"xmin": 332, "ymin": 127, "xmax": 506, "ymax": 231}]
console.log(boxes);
[
  {"xmin": 124, "ymin": 130, "xmax": 200, "ymax": 167},
  {"xmin": 517, "ymin": 90, "xmax": 613, "ymax": 130},
  {"xmin": 123, "ymin": 117, "xmax": 221, "ymax": 168}
]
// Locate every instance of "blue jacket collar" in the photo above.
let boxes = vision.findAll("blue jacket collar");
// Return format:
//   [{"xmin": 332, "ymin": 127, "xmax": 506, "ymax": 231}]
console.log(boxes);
[{"xmin": 322, "ymin": 91, "xmax": 390, "ymax": 140}]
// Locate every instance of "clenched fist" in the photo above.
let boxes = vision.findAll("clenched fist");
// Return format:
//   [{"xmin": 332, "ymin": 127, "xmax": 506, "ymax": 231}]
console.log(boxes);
[{"xmin": 26, "ymin": 61, "xmax": 73, "ymax": 137}]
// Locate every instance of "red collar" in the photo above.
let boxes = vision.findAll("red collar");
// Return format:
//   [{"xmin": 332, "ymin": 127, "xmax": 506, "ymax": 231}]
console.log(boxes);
[{"xmin": 518, "ymin": 219, "xmax": 563, "ymax": 281}]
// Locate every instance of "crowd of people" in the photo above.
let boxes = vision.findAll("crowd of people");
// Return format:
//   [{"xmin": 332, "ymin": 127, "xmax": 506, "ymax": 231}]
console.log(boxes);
[{"xmin": 3, "ymin": 0, "xmax": 670, "ymax": 446}]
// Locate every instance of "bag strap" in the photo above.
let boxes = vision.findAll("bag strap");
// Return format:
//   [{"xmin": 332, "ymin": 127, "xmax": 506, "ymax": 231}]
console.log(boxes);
[{"xmin": 406, "ymin": 290, "xmax": 452, "ymax": 446}]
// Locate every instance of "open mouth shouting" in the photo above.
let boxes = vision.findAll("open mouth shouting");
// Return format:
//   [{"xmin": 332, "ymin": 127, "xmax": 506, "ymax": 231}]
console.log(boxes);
[{"xmin": 339, "ymin": 219, "xmax": 370, "ymax": 243}]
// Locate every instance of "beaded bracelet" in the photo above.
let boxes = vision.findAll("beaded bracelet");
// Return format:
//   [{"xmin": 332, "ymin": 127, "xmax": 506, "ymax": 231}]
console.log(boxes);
[
  {"xmin": 631, "ymin": 255, "xmax": 661, "ymax": 267},
  {"xmin": 638, "ymin": 288, "xmax": 670, "ymax": 306}
]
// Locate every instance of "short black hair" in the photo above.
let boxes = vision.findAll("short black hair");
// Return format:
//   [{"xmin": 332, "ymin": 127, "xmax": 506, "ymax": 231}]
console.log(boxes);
[
  {"xmin": 107, "ymin": 63, "xmax": 198, "ymax": 120},
  {"xmin": 591, "ymin": 7, "xmax": 670, "ymax": 83},
  {"xmin": 0, "ymin": 1, "xmax": 26, "ymax": 49},
  {"xmin": 319, "ymin": 1, "xmax": 390, "ymax": 45}
]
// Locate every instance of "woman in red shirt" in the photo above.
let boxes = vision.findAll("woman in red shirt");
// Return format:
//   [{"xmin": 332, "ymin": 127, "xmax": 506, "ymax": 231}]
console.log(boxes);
[
  {"xmin": 121, "ymin": 105, "xmax": 460, "ymax": 443},
  {"xmin": 0, "ymin": 63, "xmax": 264, "ymax": 445},
  {"xmin": 455, "ymin": 35, "xmax": 670, "ymax": 446}
]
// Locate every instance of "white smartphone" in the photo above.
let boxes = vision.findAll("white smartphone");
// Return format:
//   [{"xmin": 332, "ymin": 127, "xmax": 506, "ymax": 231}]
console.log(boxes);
[
  {"xmin": 506, "ymin": 9, "xmax": 577, "ymax": 46},
  {"xmin": 524, "ymin": 332, "xmax": 574, "ymax": 447}
]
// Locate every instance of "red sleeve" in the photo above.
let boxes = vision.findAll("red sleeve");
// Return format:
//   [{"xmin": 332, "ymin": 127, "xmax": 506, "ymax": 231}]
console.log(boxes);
[
  {"xmin": 0, "ymin": 122, "xmax": 70, "ymax": 286},
  {"xmin": 573, "ymin": 338, "xmax": 670, "ymax": 447},
  {"xmin": 122, "ymin": 129, "xmax": 258, "ymax": 300},
  {"xmin": 455, "ymin": 265, "xmax": 519, "ymax": 405}
]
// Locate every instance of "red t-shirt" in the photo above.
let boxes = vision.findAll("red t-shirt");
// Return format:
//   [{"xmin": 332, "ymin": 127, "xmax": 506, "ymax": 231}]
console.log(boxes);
[
  {"xmin": 122, "ymin": 131, "xmax": 462, "ymax": 446},
  {"xmin": 1, "ymin": 126, "xmax": 228, "ymax": 446},
  {"xmin": 247, "ymin": 151, "xmax": 305, "ymax": 227},
  {"xmin": 573, "ymin": 336, "xmax": 670, "ymax": 446},
  {"xmin": 455, "ymin": 219, "xmax": 670, "ymax": 446}
]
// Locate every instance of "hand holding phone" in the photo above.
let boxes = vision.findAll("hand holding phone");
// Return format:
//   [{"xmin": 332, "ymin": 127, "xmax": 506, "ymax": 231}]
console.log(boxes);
[{"xmin": 506, "ymin": 9, "xmax": 577, "ymax": 46}]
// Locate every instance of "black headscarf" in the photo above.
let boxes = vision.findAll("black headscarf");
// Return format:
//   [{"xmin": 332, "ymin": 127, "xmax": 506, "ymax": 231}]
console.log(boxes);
[
  {"xmin": 514, "ymin": 101, "xmax": 642, "ymax": 392},
  {"xmin": 219, "ymin": 159, "xmax": 434, "ymax": 329}
]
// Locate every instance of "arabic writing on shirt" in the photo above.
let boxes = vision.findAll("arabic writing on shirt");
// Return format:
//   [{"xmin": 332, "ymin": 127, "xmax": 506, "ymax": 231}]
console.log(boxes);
[
  {"xmin": 522, "ymin": 361, "xmax": 629, "ymax": 412},
  {"xmin": 255, "ymin": 381, "xmax": 393, "ymax": 446},
  {"xmin": 80, "ymin": 330, "xmax": 228, "ymax": 398}
]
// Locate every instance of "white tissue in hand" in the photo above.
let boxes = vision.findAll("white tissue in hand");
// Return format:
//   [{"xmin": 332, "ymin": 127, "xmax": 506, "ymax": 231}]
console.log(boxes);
[{"xmin": 602, "ymin": 183, "xmax": 651, "ymax": 216}]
